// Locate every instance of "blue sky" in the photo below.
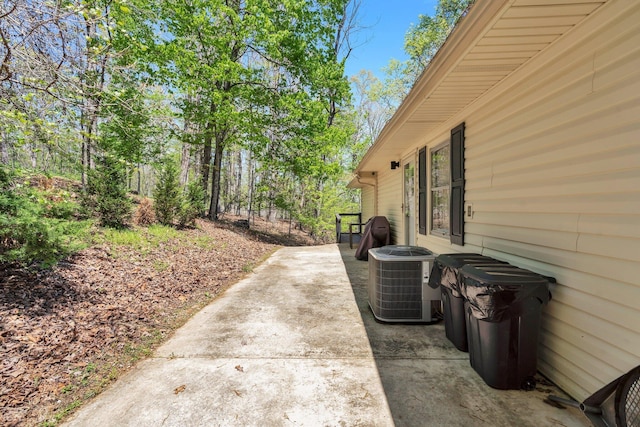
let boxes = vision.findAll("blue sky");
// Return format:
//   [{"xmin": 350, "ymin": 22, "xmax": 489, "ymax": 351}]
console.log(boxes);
[{"xmin": 344, "ymin": 0, "xmax": 439, "ymax": 79}]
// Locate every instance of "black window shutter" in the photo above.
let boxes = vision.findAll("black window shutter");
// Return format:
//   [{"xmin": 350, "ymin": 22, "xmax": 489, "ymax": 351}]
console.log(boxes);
[
  {"xmin": 450, "ymin": 123, "xmax": 465, "ymax": 246},
  {"xmin": 418, "ymin": 147, "xmax": 427, "ymax": 235}
]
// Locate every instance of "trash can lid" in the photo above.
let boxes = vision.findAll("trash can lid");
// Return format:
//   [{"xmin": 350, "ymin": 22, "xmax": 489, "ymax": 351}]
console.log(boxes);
[
  {"xmin": 460, "ymin": 264, "xmax": 555, "ymax": 285},
  {"xmin": 434, "ymin": 262, "xmax": 512, "ymax": 293},
  {"xmin": 461, "ymin": 265, "xmax": 553, "ymax": 321}
]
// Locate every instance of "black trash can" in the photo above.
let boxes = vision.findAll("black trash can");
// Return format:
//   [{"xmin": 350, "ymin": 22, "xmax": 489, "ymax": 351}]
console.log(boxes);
[
  {"xmin": 429, "ymin": 254, "xmax": 507, "ymax": 351},
  {"xmin": 460, "ymin": 264, "xmax": 553, "ymax": 390}
]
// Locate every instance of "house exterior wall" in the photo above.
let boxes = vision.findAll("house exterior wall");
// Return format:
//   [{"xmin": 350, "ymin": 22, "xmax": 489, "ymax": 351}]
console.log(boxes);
[
  {"xmin": 376, "ymin": 168, "xmax": 403, "ymax": 245},
  {"xmin": 361, "ymin": 185, "xmax": 375, "ymax": 222},
  {"xmin": 374, "ymin": 0, "xmax": 639, "ymax": 401},
  {"xmin": 462, "ymin": 2, "xmax": 640, "ymax": 401}
]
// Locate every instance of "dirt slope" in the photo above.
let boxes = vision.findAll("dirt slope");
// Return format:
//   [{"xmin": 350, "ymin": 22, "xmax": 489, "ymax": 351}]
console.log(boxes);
[{"xmin": 1, "ymin": 217, "xmax": 315, "ymax": 426}]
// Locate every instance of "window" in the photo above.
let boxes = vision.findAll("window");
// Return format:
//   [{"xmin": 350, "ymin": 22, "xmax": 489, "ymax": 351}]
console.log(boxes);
[
  {"xmin": 430, "ymin": 143, "xmax": 450, "ymax": 236},
  {"xmin": 418, "ymin": 122, "xmax": 465, "ymax": 244}
]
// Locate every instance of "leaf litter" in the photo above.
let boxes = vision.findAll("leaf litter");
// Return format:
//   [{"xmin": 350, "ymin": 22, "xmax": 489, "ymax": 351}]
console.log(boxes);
[{"xmin": 1, "ymin": 216, "xmax": 315, "ymax": 426}]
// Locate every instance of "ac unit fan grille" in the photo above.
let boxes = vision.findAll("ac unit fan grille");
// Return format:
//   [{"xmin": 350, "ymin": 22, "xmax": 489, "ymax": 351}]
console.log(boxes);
[{"xmin": 372, "ymin": 260, "xmax": 422, "ymax": 319}]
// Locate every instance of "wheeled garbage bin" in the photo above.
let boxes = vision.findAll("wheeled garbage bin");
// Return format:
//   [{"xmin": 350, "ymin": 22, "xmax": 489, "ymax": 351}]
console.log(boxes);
[
  {"xmin": 460, "ymin": 264, "xmax": 553, "ymax": 390},
  {"xmin": 429, "ymin": 254, "xmax": 507, "ymax": 351}
]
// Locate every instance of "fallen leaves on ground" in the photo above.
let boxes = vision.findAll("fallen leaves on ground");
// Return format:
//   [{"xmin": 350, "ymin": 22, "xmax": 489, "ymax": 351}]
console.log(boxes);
[{"xmin": 0, "ymin": 216, "xmax": 316, "ymax": 426}]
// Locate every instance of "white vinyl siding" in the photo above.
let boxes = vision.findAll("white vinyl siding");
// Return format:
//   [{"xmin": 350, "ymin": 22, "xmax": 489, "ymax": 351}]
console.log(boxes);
[
  {"xmin": 361, "ymin": 186, "xmax": 375, "ymax": 222},
  {"xmin": 460, "ymin": 1, "xmax": 640, "ymax": 401},
  {"xmin": 376, "ymin": 168, "xmax": 402, "ymax": 245},
  {"xmin": 363, "ymin": 0, "xmax": 639, "ymax": 401}
]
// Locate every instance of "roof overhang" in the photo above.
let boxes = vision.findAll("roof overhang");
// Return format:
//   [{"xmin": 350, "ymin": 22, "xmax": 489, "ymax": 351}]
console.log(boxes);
[
  {"xmin": 347, "ymin": 171, "xmax": 377, "ymax": 189},
  {"xmin": 355, "ymin": 0, "xmax": 607, "ymax": 173}
]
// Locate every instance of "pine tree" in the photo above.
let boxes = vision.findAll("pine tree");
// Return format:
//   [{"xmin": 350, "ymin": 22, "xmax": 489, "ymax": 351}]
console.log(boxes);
[
  {"xmin": 153, "ymin": 159, "xmax": 181, "ymax": 226},
  {"xmin": 85, "ymin": 155, "xmax": 132, "ymax": 228},
  {"xmin": 178, "ymin": 180, "xmax": 205, "ymax": 228}
]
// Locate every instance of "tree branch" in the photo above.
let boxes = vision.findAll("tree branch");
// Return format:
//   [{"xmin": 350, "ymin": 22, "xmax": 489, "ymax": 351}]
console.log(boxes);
[{"xmin": 1, "ymin": 28, "xmax": 12, "ymax": 81}]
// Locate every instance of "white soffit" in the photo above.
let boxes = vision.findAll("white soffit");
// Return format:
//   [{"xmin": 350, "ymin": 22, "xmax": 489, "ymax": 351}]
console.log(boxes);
[{"xmin": 357, "ymin": 0, "xmax": 607, "ymax": 173}]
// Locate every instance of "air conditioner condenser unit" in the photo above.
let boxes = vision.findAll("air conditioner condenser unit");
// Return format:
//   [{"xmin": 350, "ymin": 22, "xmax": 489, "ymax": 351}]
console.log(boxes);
[{"xmin": 368, "ymin": 245, "xmax": 440, "ymax": 323}]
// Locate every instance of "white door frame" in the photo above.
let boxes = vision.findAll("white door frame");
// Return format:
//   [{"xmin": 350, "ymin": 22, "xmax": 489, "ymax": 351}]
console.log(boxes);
[{"xmin": 403, "ymin": 156, "xmax": 416, "ymax": 246}]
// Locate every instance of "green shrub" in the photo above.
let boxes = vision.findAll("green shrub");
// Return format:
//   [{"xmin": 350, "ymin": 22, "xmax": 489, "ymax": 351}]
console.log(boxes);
[
  {"xmin": 177, "ymin": 180, "xmax": 204, "ymax": 228},
  {"xmin": 0, "ymin": 167, "xmax": 89, "ymax": 266},
  {"xmin": 84, "ymin": 155, "xmax": 131, "ymax": 228},
  {"xmin": 47, "ymin": 198, "xmax": 78, "ymax": 220},
  {"xmin": 153, "ymin": 159, "xmax": 181, "ymax": 226}
]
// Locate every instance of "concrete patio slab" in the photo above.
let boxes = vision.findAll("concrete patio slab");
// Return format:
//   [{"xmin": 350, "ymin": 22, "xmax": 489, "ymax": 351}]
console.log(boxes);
[{"xmin": 63, "ymin": 244, "xmax": 590, "ymax": 427}]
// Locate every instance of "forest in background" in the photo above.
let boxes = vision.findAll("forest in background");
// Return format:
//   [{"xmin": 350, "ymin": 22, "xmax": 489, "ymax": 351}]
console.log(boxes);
[
  {"xmin": 1, "ymin": 0, "xmax": 471, "ymax": 266},
  {"xmin": 1, "ymin": 1, "xmax": 472, "ymax": 424}
]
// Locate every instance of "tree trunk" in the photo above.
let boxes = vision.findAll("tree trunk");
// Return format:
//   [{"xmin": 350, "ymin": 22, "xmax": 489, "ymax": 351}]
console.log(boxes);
[
  {"xmin": 28, "ymin": 144, "xmax": 37, "ymax": 169},
  {"xmin": 201, "ymin": 100, "xmax": 217, "ymax": 207},
  {"xmin": 81, "ymin": 103, "xmax": 98, "ymax": 188},
  {"xmin": 208, "ymin": 133, "xmax": 225, "ymax": 220},
  {"xmin": 206, "ymin": 76, "xmax": 234, "ymax": 220},
  {"xmin": 247, "ymin": 148, "xmax": 255, "ymax": 222},
  {"xmin": 180, "ymin": 141, "xmax": 191, "ymax": 186},
  {"xmin": 0, "ymin": 132, "xmax": 9, "ymax": 165},
  {"xmin": 81, "ymin": 132, "xmax": 90, "ymax": 188},
  {"xmin": 235, "ymin": 149, "xmax": 242, "ymax": 215},
  {"xmin": 222, "ymin": 148, "xmax": 231, "ymax": 213},
  {"xmin": 201, "ymin": 135, "xmax": 211, "ymax": 197},
  {"xmin": 181, "ymin": 95, "xmax": 200, "ymax": 186},
  {"xmin": 79, "ymin": 11, "xmax": 107, "ymax": 189}
]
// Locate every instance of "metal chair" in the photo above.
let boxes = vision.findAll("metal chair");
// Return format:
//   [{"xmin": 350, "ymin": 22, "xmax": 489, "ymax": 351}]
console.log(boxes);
[{"xmin": 549, "ymin": 366, "xmax": 639, "ymax": 427}]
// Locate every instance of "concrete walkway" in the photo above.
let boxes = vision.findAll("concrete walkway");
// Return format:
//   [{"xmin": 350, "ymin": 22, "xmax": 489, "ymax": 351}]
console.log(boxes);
[{"xmin": 64, "ymin": 244, "xmax": 589, "ymax": 427}]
